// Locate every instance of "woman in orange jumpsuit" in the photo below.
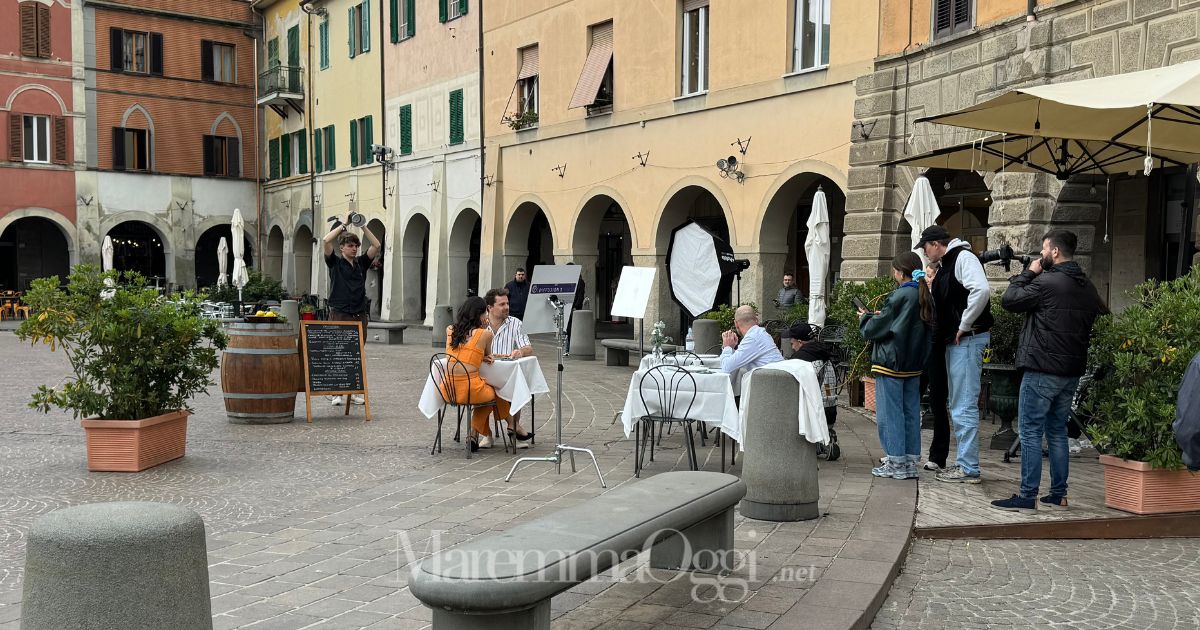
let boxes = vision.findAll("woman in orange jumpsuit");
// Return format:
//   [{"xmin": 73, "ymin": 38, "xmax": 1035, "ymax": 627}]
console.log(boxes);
[{"xmin": 442, "ymin": 296, "xmax": 533, "ymax": 450}]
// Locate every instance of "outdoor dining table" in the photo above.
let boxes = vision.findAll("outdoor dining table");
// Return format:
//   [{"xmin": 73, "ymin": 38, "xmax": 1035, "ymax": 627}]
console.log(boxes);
[
  {"xmin": 620, "ymin": 357, "xmax": 742, "ymax": 444},
  {"xmin": 636, "ymin": 353, "xmax": 746, "ymax": 394},
  {"xmin": 418, "ymin": 355, "xmax": 550, "ymax": 421}
]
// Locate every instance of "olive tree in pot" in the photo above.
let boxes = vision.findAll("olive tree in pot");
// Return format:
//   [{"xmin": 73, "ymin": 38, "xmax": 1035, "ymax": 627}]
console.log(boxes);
[
  {"xmin": 1086, "ymin": 267, "xmax": 1200, "ymax": 514},
  {"xmin": 982, "ymin": 291, "xmax": 1023, "ymax": 450},
  {"xmin": 18, "ymin": 265, "xmax": 228, "ymax": 472}
]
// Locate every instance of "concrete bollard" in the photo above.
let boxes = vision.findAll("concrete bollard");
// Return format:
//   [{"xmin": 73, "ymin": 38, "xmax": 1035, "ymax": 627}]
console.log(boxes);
[
  {"xmin": 692, "ymin": 319, "xmax": 721, "ymax": 355},
  {"xmin": 22, "ymin": 502, "xmax": 213, "ymax": 630},
  {"xmin": 280, "ymin": 299, "xmax": 300, "ymax": 334},
  {"xmin": 739, "ymin": 369, "xmax": 820, "ymax": 521},
  {"xmin": 431, "ymin": 304, "xmax": 454, "ymax": 348},
  {"xmin": 569, "ymin": 309, "xmax": 595, "ymax": 360}
]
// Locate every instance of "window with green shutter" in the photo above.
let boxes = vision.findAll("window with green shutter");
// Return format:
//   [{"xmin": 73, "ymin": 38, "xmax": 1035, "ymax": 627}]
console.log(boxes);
[
  {"xmin": 399, "ymin": 104, "xmax": 412, "ymax": 155},
  {"xmin": 350, "ymin": 118, "xmax": 358, "ymax": 166},
  {"xmin": 361, "ymin": 115, "xmax": 373, "ymax": 164},
  {"xmin": 281, "ymin": 133, "xmax": 291, "ymax": 177},
  {"xmin": 361, "ymin": 0, "xmax": 370, "ymax": 53},
  {"xmin": 295, "ymin": 130, "xmax": 307, "ymax": 174},
  {"xmin": 390, "ymin": 0, "xmax": 399, "ymax": 43},
  {"xmin": 440, "ymin": 0, "xmax": 465, "ymax": 22},
  {"xmin": 319, "ymin": 20, "xmax": 329, "ymax": 69},
  {"xmin": 324, "ymin": 125, "xmax": 336, "ymax": 170},
  {"xmin": 449, "ymin": 89, "xmax": 464, "ymax": 145},
  {"xmin": 268, "ymin": 137, "xmax": 279, "ymax": 179},
  {"xmin": 406, "ymin": 0, "xmax": 416, "ymax": 38},
  {"xmin": 314, "ymin": 128, "xmax": 323, "ymax": 172},
  {"xmin": 348, "ymin": 6, "xmax": 357, "ymax": 58}
]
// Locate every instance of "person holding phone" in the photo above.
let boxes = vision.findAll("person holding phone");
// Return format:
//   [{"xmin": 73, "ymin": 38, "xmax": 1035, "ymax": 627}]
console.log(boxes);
[{"xmin": 859, "ymin": 252, "xmax": 932, "ymax": 480}]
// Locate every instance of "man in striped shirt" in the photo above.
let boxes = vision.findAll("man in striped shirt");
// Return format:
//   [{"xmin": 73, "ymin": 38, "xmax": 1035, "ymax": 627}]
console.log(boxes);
[{"xmin": 484, "ymin": 288, "xmax": 533, "ymax": 358}]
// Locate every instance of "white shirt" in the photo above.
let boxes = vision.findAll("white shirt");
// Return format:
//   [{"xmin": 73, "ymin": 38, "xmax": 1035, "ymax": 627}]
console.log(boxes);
[
  {"xmin": 487, "ymin": 316, "xmax": 531, "ymax": 355},
  {"xmin": 720, "ymin": 325, "xmax": 785, "ymax": 374}
]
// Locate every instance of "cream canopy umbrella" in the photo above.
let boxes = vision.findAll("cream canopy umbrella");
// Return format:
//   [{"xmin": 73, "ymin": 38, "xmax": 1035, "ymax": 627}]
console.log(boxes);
[
  {"xmin": 216, "ymin": 237, "xmax": 229, "ymax": 287},
  {"xmin": 902, "ymin": 176, "xmax": 940, "ymax": 267},
  {"xmin": 101, "ymin": 236, "xmax": 114, "ymax": 272},
  {"xmin": 915, "ymin": 59, "xmax": 1200, "ymax": 163},
  {"xmin": 230, "ymin": 209, "xmax": 249, "ymax": 304},
  {"xmin": 804, "ymin": 188, "xmax": 830, "ymax": 327}
]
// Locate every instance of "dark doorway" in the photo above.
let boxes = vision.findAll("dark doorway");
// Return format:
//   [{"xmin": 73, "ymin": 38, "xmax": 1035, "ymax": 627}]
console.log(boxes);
[
  {"xmin": 196, "ymin": 225, "xmax": 254, "ymax": 289},
  {"xmin": 107, "ymin": 221, "xmax": 167, "ymax": 286},
  {"xmin": 0, "ymin": 217, "xmax": 70, "ymax": 291}
]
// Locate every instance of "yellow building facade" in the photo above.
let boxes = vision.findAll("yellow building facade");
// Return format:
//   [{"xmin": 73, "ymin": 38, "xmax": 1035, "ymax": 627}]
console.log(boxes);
[{"xmin": 482, "ymin": 0, "xmax": 880, "ymax": 335}]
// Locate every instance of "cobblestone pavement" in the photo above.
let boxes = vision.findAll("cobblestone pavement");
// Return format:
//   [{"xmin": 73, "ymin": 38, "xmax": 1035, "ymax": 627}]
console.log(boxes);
[
  {"xmin": 0, "ymin": 329, "xmax": 913, "ymax": 629},
  {"xmin": 872, "ymin": 537, "xmax": 1200, "ymax": 630}
]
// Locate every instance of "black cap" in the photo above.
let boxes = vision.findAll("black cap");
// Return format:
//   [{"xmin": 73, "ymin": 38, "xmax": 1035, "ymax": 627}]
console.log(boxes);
[
  {"xmin": 914, "ymin": 225, "xmax": 951, "ymax": 250},
  {"xmin": 788, "ymin": 322, "xmax": 815, "ymax": 342}
]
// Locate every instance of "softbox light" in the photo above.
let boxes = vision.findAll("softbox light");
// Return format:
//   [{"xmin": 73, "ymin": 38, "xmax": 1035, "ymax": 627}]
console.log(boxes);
[{"xmin": 666, "ymin": 220, "xmax": 747, "ymax": 317}]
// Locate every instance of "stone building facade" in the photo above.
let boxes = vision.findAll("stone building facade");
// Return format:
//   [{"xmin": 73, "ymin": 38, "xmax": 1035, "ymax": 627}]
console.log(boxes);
[{"xmin": 847, "ymin": 0, "xmax": 1200, "ymax": 309}]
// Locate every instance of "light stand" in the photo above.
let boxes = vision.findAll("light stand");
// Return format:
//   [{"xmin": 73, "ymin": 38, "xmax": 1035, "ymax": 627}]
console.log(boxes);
[{"xmin": 505, "ymin": 296, "xmax": 607, "ymax": 488}]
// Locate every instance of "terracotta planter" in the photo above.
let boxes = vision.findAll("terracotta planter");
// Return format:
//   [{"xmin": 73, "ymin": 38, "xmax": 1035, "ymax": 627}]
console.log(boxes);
[
  {"xmin": 80, "ymin": 410, "xmax": 190, "ymax": 472},
  {"xmin": 862, "ymin": 376, "xmax": 877, "ymax": 412},
  {"xmin": 1099, "ymin": 454, "xmax": 1200, "ymax": 515}
]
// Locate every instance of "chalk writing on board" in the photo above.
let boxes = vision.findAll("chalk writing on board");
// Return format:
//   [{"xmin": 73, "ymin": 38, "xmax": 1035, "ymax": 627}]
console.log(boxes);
[{"xmin": 304, "ymin": 324, "xmax": 364, "ymax": 393}]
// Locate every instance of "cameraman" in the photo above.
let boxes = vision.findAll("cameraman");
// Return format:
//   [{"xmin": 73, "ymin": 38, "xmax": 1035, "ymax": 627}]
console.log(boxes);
[
  {"xmin": 991, "ymin": 229, "xmax": 1106, "ymax": 512},
  {"xmin": 323, "ymin": 211, "xmax": 382, "ymax": 404}
]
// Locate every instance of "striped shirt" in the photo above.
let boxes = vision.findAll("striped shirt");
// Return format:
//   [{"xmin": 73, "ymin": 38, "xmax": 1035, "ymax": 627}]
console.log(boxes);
[{"xmin": 487, "ymin": 316, "xmax": 532, "ymax": 356}]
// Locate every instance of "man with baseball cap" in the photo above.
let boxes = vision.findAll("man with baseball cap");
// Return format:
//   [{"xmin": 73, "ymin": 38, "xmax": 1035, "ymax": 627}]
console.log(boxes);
[{"xmin": 915, "ymin": 225, "xmax": 993, "ymax": 484}]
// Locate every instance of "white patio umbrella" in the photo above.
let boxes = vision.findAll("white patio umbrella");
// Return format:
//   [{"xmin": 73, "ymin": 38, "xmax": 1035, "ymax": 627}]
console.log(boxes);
[
  {"xmin": 101, "ymin": 236, "xmax": 114, "ymax": 271},
  {"xmin": 230, "ymin": 209, "xmax": 249, "ymax": 304},
  {"xmin": 804, "ymin": 188, "xmax": 830, "ymax": 327},
  {"xmin": 902, "ymin": 176, "xmax": 940, "ymax": 267},
  {"xmin": 216, "ymin": 237, "xmax": 229, "ymax": 287}
]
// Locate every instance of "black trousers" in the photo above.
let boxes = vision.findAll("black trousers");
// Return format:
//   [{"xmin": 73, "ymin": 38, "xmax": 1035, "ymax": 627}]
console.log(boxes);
[{"xmin": 923, "ymin": 342, "xmax": 951, "ymax": 467}]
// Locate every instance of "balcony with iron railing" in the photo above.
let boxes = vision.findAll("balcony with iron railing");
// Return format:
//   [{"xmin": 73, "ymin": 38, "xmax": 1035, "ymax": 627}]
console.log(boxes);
[{"xmin": 257, "ymin": 65, "xmax": 304, "ymax": 116}]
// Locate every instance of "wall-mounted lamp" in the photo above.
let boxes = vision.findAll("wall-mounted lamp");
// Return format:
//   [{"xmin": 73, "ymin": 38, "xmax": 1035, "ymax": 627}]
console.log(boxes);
[{"xmin": 716, "ymin": 156, "xmax": 745, "ymax": 184}]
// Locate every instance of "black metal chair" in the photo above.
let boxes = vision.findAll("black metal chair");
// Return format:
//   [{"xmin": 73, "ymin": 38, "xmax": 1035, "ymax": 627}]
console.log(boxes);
[
  {"xmin": 634, "ymin": 365, "xmax": 699, "ymax": 477},
  {"xmin": 662, "ymin": 350, "xmax": 704, "ymax": 366},
  {"xmin": 429, "ymin": 354, "xmax": 510, "ymax": 459}
]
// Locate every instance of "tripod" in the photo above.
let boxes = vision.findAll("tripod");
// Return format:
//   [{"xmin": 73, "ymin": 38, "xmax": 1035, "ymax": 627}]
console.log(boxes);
[{"xmin": 505, "ymin": 298, "xmax": 607, "ymax": 487}]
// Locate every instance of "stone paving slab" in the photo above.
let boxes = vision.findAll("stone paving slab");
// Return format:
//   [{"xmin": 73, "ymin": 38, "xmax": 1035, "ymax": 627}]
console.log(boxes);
[{"xmin": 0, "ymin": 332, "xmax": 916, "ymax": 629}]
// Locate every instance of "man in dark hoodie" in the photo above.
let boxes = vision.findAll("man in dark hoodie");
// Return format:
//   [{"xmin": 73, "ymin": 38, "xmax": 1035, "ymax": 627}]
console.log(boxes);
[
  {"xmin": 788, "ymin": 322, "xmax": 838, "ymax": 427},
  {"xmin": 992, "ymin": 229, "xmax": 1107, "ymax": 513}
]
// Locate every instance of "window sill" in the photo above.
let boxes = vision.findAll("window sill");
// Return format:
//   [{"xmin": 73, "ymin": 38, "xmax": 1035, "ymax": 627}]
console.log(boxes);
[
  {"xmin": 783, "ymin": 64, "xmax": 828, "ymax": 78},
  {"xmin": 586, "ymin": 103, "xmax": 613, "ymax": 117},
  {"xmin": 674, "ymin": 90, "xmax": 708, "ymax": 102}
]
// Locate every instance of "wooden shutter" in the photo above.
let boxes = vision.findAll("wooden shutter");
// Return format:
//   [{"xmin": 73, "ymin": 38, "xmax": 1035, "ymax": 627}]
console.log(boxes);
[
  {"xmin": 36, "ymin": 3, "xmax": 51, "ymax": 58},
  {"xmin": 8, "ymin": 114, "xmax": 23, "ymax": 162},
  {"xmin": 202, "ymin": 135, "xmax": 215, "ymax": 175},
  {"xmin": 314, "ymin": 129, "xmax": 323, "ymax": 171},
  {"xmin": 149, "ymin": 32, "xmax": 163, "ymax": 75},
  {"xmin": 363, "ymin": 116, "xmax": 373, "ymax": 164},
  {"xmin": 110, "ymin": 28, "xmax": 124, "ymax": 70},
  {"xmin": 227, "ymin": 137, "xmax": 240, "ymax": 177},
  {"xmin": 570, "ymin": 22, "xmax": 614, "ymax": 109},
  {"xmin": 281, "ymin": 133, "xmax": 291, "ymax": 177},
  {"xmin": 348, "ymin": 6, "xmax": 357, "ymax": 58},
  {"xmin": 460, "ymin": 0, "xmax": 467, "ymax": 15},
  {"xmin": 325, "ymin": 125, "xmax": 336, "ymax": 170},
  {"xmin": 20, "ymin": 3, "xmax": 37, "ymax": 57},
  {"xmin": 319, "ymin": 22, "xmax": 329, "ymax": 68},
  {"xmin": 361, "ymin": 0, "xmax": 370, "ymax": 52},
  {"xmin": 390, "ymin": 0, "xmax": 399, "ymax": 43},
  {"xmin": 52, "ymin": 116, "xmax": 67, "ymax": 164},
  {"xmin": 406, "ymin": 0, "xmax": 415, "ymax": 37},
  {"xmin": 350, "ymin": 118, "xmax": 358, "ymax": 166},
  {"xmin": 399, "ymin": 104, "xmax": 412, "ymax": 155},
  {"xmin": 438, "ymin": 0, "xmax": 447, "ymax": 23},
  {"xmin": 268, "ymin": 137, "xmax": 279, "ymax": 179},
  {"xmin": 201, "ymin": 41, "xmax": 214, "ymax": 81},
  {"xmin": 449, "ymin": 90, "xmax": 463, "ymax": 145},
  {"xmin": 112, "ymin": 127, "xmax": 126, "ymax": 170},
  {"xmin": 297, "ymin": 131, "xmax": 307, "ymax": 174},
  {"xmin": 287, "ymin": 26, "xmax": 300, "ymax": 65},
  {"xmin": 954, "ymin": 0, "xmax": 971, "ymax": 30}
]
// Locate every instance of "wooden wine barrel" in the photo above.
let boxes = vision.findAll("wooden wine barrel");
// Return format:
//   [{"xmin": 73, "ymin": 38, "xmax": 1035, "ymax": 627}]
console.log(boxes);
[{"xmin": 221, "ymin": 323, "xmax": 300, "ymax": 424}]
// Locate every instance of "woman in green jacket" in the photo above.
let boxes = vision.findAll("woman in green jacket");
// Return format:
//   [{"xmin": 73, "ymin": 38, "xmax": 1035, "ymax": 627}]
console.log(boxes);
[{"xmin": 859, "ymin": 252, "xmax": 932, "ymax": 479}]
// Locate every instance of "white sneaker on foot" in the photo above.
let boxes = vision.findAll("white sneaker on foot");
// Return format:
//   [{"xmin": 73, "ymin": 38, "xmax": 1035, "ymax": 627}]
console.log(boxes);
[
  {"xmin": 330, "ymin": 395, "xmax": 346, "ymax": 406},
  {"xmin": 351, "ymin": 394, "xmax": 365, "ymax": 405},
  {"xmin": 1068, "ymin": 438, "xmax": 1082, "ymax": 454},
  {"xmin": 923, "ymin": 461, "xmax": 942, "ymax": 471},
  {"xmin": 478, "ymin": 435, "xmax": 494, "ymax": 449}
]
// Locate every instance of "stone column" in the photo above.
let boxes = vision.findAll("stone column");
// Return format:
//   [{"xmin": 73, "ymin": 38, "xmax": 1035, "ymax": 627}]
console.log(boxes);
[{"xmin": 739, "ymin": 369, "xmax": 820, "ymax": 521}]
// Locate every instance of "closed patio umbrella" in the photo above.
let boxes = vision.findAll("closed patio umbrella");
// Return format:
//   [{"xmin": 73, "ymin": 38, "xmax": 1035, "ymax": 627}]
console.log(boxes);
[
  {"xmin": 902, "ymin": 176, "xmax": 940, "ymax": 268},
  {"xmin": 102, "ymin": 236, "xmax": 114, "ymax": 272},
  {"xmin": 216, "ymin": 237, "xmax": 228, "ymax": 287},
  {"xmin": 804, "ymin": 188, "xmax": 830, "ymax": 327},
  {"xmin": 231, "ymin": 209, "xmax": 249, "ymax": 304}
]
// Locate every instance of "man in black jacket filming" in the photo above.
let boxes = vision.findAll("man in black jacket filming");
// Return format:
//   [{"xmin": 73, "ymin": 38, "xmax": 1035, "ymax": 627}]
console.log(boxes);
[{"xmin": 991, "ymin": 229, "xmax": 1106, "ymax": 513}]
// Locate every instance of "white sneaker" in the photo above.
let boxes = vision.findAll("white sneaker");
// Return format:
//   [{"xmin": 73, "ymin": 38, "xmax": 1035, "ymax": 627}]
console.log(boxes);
[
  {"xmin": 1078, "ymin": 438, "xmax": 1094, "ymax": 450},
  {"xmin": 923, "ymin": 461, "xmax": 942, "ymax": 471},
  {"xmin": 330, "ymin": 395, "xmax": 346, "ymax": 406},
  {"xmin": 1068, "ymin": 438, "xmax": 1082, "ymax": 454},
  {"xmin": 478, "ymin": 435, "xmax": 494, "ymax": 449},
  {"xmin": 351, "ymin": 394, "xmax": 365, "ymax": 405},
  {"xmin": 514, "ymin": 439, "xmax": 530, "ymax": 449}
]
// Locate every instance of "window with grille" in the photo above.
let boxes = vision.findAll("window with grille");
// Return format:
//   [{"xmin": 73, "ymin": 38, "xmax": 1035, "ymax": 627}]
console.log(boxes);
[
  {"xmin": 681, "ymin": 2, "xmax": 708, "ymax": 96},
  {"xmin": 934, "ymin": 0, "xmax": 972, "ymax": 39},
  {"xmin": 793, "ymin": 0, "xmax": 830, "ymax": 72}
]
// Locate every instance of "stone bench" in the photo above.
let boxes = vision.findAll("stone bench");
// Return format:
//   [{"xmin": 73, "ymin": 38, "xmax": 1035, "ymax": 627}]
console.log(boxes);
[
  {"xmin": 366, "ymin": 321, "xmax": 408, "ymax": 344},
  {"xmin": 409, "ymin": 471, "xmax": 746, "ymax": 630},
  {"xmin": 600, "ymin": 339, "xmax": 681, "ymax": 366}
]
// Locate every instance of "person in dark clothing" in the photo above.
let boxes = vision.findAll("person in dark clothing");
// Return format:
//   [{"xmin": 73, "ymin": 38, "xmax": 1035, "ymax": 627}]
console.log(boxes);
[
  {"xmin": 322, "ymin": 211, "xmax": 382, "ymax": 406},
  {"xmin": 788, "ymin": 322, "xmax": 838, "ymax": 429},
  {"xmin": 1176, "ymin": 351, "xmax": 1200, "ymax": 471},
  {"xmin": 991, "ymin": 229, "xmax": 1107, "ymax": 513},
  {"xmin": 504, "ymin": 268, "xmax": 530, "ymax": 320},
  {"xmin": 921, "ymin": 262, "xmax": 951, "ymax": 472}
]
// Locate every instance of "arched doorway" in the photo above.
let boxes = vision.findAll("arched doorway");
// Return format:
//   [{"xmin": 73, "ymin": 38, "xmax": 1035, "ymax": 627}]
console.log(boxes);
[
  {"xmin": 760, "ymin": 174, "xmax": 847, "ymax": 314},
  {"xmin": 657, "ymin": 185, "xmax": 732, "ymax": 337},
  {"xmin": 401, "ymin": 213, "xmax": 430, "ymax": 321},
  {"xmin": 448, "ymin": 209, "xmax": 481, "ymax": 300},
  {"xmin": 107, "ymin": 221, "xmax": 167, "ymax": 287},
  {"xmin": 265, "ymin": 226, "xmax": 284, "ymax": 283},
  {"xmin": 504, "ymin": 201, "xmax": 553, "ymax": 281},
  {"xmin": 365, "ymin": 219, "xmax": 386, "ymax": 320},
  {"xmin": 572, "ymin": 194, "xmax": 632, "ymax": 323},
  {"xmin": 196, "ymin": 225, "xmax": 254, "ymax": 290},
  {"xmin": 0, "ymin": 217, "xmax": 70, "ymax": 291},
  {"xmin": 293, "ymin": 225, "xmax": 313, "ymax": 295},
  {"xmin": 925, "ymin": 169, "xmax": 991, "ymax": 253}
]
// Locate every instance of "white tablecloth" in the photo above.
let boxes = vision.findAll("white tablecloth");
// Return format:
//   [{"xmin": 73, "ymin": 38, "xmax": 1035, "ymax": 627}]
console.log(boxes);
[
  {"xmin": 620, "ymin": 364, "xmax": 741, "ymax": 442},
  {"xmin": 418, "ymin": 356, "xmax": 549, "ymax": 419},
  {"xmin": 637, "ymin": 353, "xmax": 744, "ymax": 394}
]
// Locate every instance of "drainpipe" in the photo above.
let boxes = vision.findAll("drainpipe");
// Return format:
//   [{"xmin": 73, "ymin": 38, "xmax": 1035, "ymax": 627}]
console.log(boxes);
[
  {"xmin": 379, "ymin": 0, "xmax": 387, "ymax": 210},
  {"xmin": 1027, "ymin": 0, "xmax": 1037, "ymax": 21},
  {"xmin": 253, "ymin": 12, "xmax": 263, "ymax": 266},
  {"xmin": 478, "ymin": 0, "xmax": 485, "ymax": 281},
  {"xmin": 307, "ymin": 8, "xmax": 316, "ymax": 231}
]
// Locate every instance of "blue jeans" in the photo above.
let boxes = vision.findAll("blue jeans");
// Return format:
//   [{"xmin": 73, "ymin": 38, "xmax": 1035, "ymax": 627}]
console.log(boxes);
[
  {"xmin": 1018, "ymin": 371, "xmax": 1079, "ymax": 498},
  {"xmin": 874, "ymin": 374, "xmax": 922, "ymax": 458},
  {"xmin": 946, "ymin": 331, "xmax": 989, "ymax": 476}
]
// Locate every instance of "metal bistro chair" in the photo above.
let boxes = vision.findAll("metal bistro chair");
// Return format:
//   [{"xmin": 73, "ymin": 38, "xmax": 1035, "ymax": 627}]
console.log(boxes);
[
  {"xmin": 658, "ymin": 350, "xmax": 708, "ymax": 446},
  {"xmin": 429, "ymin": 354, "xmax": 512, "ymax": 459},
  {"xmin": 634, "ymin": 365, "xmax": 699, "ymax": 477}
]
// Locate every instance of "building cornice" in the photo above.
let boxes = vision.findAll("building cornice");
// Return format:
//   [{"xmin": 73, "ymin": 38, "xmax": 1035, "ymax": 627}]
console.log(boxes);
[{"xmin": 84, "ymin": 0, "xmax": 259, "ymax": 31}]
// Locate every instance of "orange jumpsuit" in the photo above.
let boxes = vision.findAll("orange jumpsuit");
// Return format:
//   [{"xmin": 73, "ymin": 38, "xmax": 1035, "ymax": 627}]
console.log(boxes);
[{"xmin": 442, "ymin": 326, "xmax": 511, "ymax": 437}]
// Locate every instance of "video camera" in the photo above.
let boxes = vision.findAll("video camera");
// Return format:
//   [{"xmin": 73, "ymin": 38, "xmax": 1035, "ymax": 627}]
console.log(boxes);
[
  {"xmin": 327, "ymin": 212, "xmax": 366, "ymax": 228},
  {"xmin": 978, "ymin": 244, "xmax": 1034, "ymax": 272}
]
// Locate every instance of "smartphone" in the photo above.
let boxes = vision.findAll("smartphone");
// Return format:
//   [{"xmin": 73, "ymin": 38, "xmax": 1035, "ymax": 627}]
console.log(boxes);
[{"xmin": 852, "ymin": 296, "xmax": 867, "ymax": 312}]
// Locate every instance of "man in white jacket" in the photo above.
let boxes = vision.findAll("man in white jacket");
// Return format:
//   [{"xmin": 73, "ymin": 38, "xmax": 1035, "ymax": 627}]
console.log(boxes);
[{"xmin": 916, "ymin": 226, "xmax": 993, "ymax": 484}]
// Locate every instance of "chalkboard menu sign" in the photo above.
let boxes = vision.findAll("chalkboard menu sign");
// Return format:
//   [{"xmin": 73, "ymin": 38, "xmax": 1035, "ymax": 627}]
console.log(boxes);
[{"xmin": 300, "ymin": 321, "xmax": 371, "ymax": 422}]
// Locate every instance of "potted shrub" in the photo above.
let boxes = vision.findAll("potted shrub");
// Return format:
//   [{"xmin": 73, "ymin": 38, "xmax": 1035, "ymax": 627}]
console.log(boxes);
[
  {"xmin": 299, "ymin": 303, "xmax": 317, "ymax": 320},
  {"xmin": 1086, "ymin": 267, "xmax": 1200, "ymax": 514},
  {"xmin": 828, "ymin": 277, "xmax": 895, "ymax": 411},
  {"xmin": 18, "ymin": 265, "xmax": 227, "ymax": 472},
  {"xmin": 983, "ymin": 291, "xmax": 1023, "ymax": 450}
]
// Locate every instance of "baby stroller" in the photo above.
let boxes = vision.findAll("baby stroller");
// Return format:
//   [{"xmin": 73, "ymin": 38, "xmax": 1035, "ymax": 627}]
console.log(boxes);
[{"xmin": 806, "ymin": 324, "xmax": 846, "ymax": 462}]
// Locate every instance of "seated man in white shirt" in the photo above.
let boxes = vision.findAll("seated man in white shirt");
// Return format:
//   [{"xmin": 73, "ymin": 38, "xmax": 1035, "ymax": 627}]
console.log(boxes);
[
  {"xmin": 482, "ymin": 288, "xmax": 534, "ymax": 448},
  {"xmin": 719, "ymin": 305, "xmax": 785, "ymax": 375}
]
